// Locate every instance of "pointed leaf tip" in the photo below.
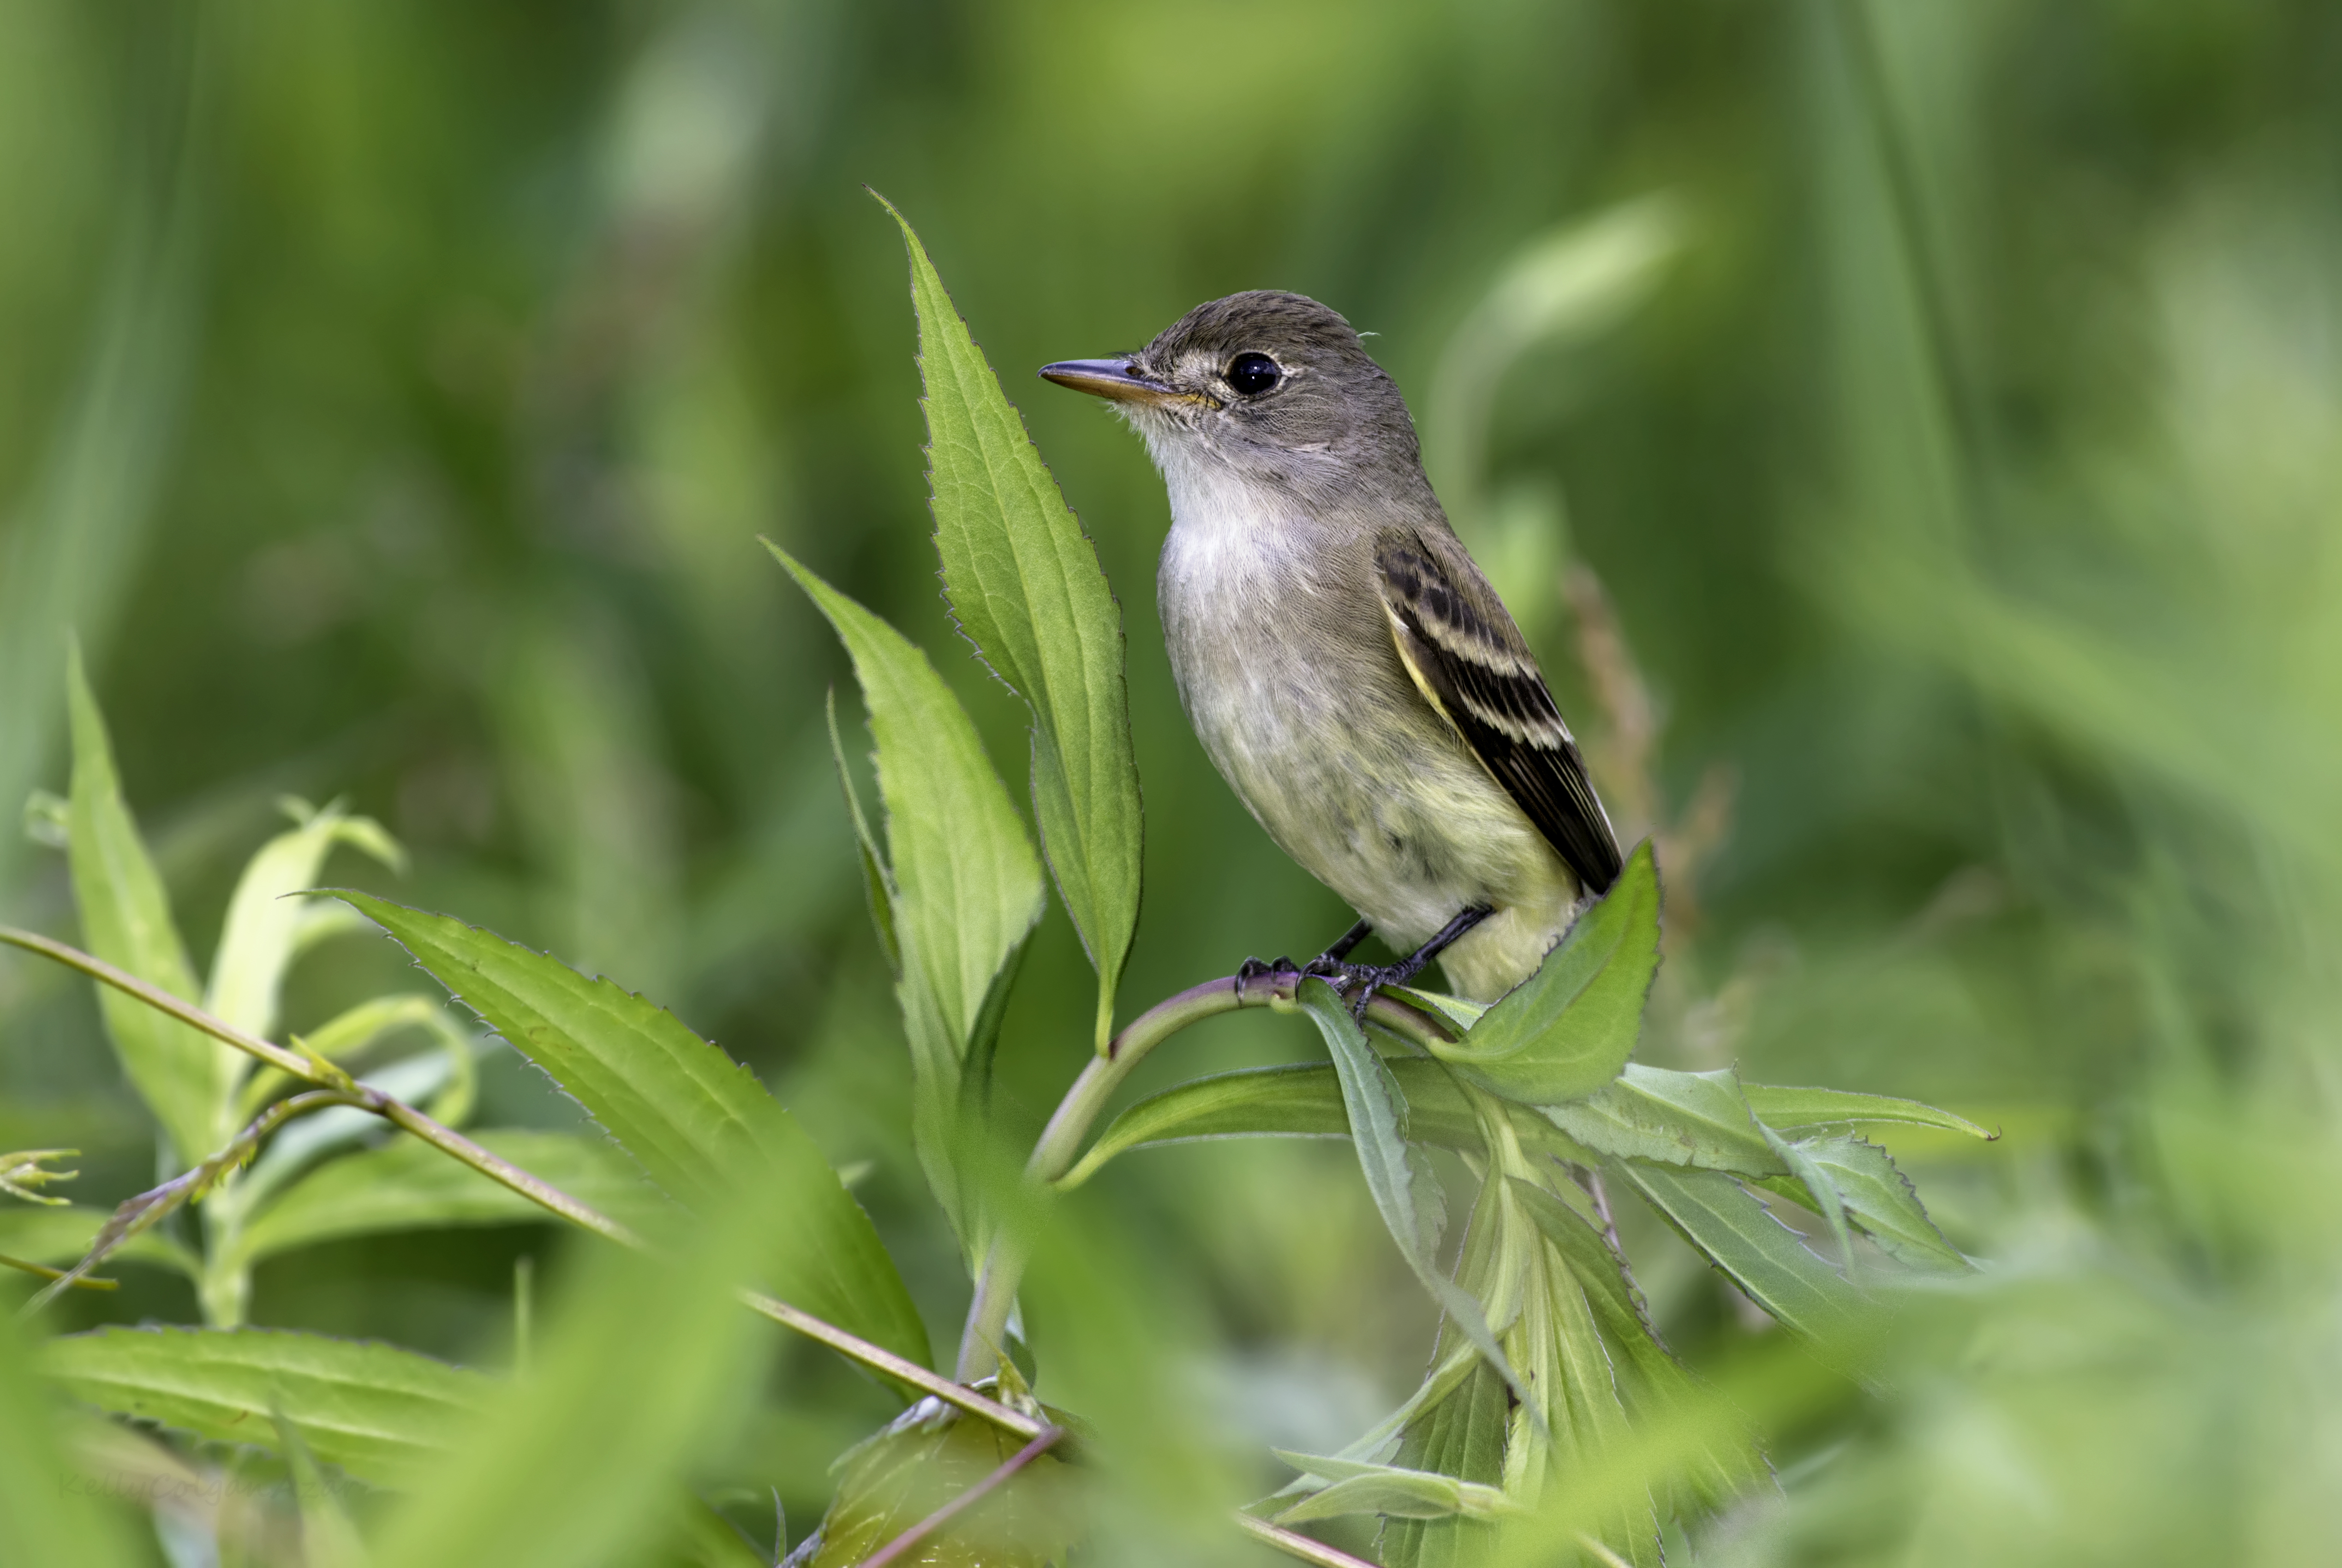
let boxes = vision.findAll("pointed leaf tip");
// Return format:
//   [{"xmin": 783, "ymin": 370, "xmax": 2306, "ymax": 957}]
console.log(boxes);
[
  {"xmin": 769, "ymin": 541, "xmax": 1044, "ymax": 1246},
  {"xmin": 1439, "ymin": 839, "xmax": 1661, "ymax": 1104},
  {"xmin": 333, "ymin": 888, "xmax": 932, "ymax": 1375},
  {"xmin": 61, "ymin": 648, "xmax": 225, "ymax": 1167},
  {"xmin": 885, "ymin": 206, "xmax": 1143, "ymax": 1052}
]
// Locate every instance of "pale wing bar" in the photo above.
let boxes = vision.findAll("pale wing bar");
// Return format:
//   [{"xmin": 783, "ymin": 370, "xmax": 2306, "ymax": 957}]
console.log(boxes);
[{"xmin": 1377, "ymin": 543, "xmax": 1624, "ymax": 895}]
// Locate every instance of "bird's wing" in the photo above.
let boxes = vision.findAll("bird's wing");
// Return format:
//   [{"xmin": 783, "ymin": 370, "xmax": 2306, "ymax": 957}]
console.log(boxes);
[{"xmin": 1375, "ymin": 531, "xmax": 1623, "ymax": 894}]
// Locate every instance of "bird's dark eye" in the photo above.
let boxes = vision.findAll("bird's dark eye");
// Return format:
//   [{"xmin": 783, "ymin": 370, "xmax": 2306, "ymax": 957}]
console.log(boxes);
[{"xmin": 1226, "ymin": 352, "xmax": 1281, "ymax": 396}]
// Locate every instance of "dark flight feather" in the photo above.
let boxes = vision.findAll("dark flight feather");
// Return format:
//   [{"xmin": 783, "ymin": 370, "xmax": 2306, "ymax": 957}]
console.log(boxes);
[{"xmin": 1376, "ymin": 534, "xmax": 1624, "ymax": 895}]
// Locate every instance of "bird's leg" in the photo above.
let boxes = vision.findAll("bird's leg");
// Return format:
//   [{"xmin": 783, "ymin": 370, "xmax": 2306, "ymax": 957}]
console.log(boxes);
[
  {"xmin": 1237, "ymin": 917, "xmax": 1375, "ymax": 999},
  {"xmin": 1304, "ymin": 918, "xmax": 1375, "ymax": 975},
  {"xmin": 1387, "ymin": 906, "xmax": 1493, "ymax": 987},
  {"xmin": 1326, "ymin": 906, "xmax": 1492, "ymax": 1019}
]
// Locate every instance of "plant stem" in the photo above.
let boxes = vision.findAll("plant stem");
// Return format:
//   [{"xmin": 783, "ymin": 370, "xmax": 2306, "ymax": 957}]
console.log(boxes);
[
  {"xmin": 6, "ymin": 925, "xmax": 1409, "ymax": 1568},
  {"xmin": 955, "ymin": 971, "xmax": 1458, "ymax": 1377},
  {"xmin": 0, "ymin": 926, "xmax": 317, "ymax": 1079},
  {"xmin": 372, "ymin": 1096, "xmax": 640, "ymax": 1246},
  {"xmin": 741, "ymin": 1288, "xmax": 1048, "ymax": 1441},
  {"xmin": 1231, "ymin": 1513, "xmax": 1384, "ymax": 1568},
  {"xmin": 26, "ymin": 1088, "xmax": 362, "ymax": 1311},
  {"xmin": 1, "ymin": 925, "xmax": 1033, "ymax": 1429},
  {"xmin": 1, "ymin": 924, "xmax": 646, "ymax": 1250}
]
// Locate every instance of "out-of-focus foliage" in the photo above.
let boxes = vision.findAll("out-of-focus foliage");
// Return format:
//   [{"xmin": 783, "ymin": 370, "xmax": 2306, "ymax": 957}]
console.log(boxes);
[{"xmin": 4, "ymin": 0, "xmax": 2340, "ymax": 1562}]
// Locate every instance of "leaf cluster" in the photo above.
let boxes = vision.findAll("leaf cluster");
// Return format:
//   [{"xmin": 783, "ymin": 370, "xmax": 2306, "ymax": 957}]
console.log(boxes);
[{"xmin": 1, "ymin": 207, "xmax": 1979, "ymax": 1568}]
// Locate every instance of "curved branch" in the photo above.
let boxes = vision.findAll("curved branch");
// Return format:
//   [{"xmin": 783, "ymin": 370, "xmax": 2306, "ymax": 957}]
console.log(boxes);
[
  {"xmin": 956, "ymin": 969, "xmax": 1459, "ymax": 1377},
  {"xmin": 0, "ymin": 926, "xmax": 1038, "ymax": 1437}
]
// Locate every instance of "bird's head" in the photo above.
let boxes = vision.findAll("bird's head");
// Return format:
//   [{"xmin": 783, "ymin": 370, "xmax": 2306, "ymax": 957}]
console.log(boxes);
[{"xmin": 1040, "ymin": 291, "xmax": 1422, "ymax": 496}]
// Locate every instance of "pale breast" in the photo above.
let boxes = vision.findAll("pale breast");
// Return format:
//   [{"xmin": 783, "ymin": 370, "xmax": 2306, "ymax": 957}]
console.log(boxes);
[{"xmin": 1153, "ymin": 489, "xmax": 1560, "ymax": 953}]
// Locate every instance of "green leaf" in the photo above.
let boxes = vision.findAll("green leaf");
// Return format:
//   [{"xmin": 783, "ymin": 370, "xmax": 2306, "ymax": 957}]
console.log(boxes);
[
  {"xmin": 884, "ymin": 199, "xmax": 1143, "ymax": 1053},
  {"xmin": 1762, "ymin": 1122, "xmax": 1853, "ymax": 1272},
  {"xmin": 1434, "ymin": 842, "xmax": 1660, "ymax": 1104},
  {"xmin": 1541, "ymin": 1063, "xmax": 1784, "ymax": 1174},
  {"xmin": 226, "ymin": 1130, "xmax": 669, "ymax": 1272},
  {"xmin": 1058, "ymin": 1059, "xmax": 1482, "ymax": 1187},
  {"xmin": 1742, "ymin": 1083, "xmax": 1995, "ymax": 1140},
  {"xmin": 825, "ymin": 688, "xmax": 900, "ymax": 976},
  {"xmin": 1272, "ymin": 1451, "xmax": 1516, "ymax": 1523},
  {"xmin": 63, "ymin": 644, "xmax": 228, "ymax": 1166},
  {"xmin": 330, "ymin": 891, "xmax": 932, "ymax": 1375},
  {"xmin": 795, "ymin": 1403, "xmax": 1076, "ymax": 1567},
  {"xmin": 673, "ymin": 1502, "xmax": 773, "ymax": 1568},
  {"xmin": 372, "ymin": 1142, "xmax": 795, "ymax": 1568},
  {"xmin": 1751, "ymin": 1135, "xmax": 1970, "ymax": 1272},
  {"xmin": 1515, "ymin": 1220, "xmax": 1663, "ymax": 1567},
  {"xmin": 273, "ymin": 1400, "xmax": 371, "ymax": 1568},
  {"xmin": 1388, "ymin": 987, "xmax": 1488, "ymax": 1032},
  {"xmin": 236, "ymin": 993, "xmax": 477, "ymax": 1126},
  {"xmin": 1506, "ymin": 1177, "xmax": 1767, "ymax": 1509},
  {"xmin": 1268, "ymin": 1344, "xmax": 1482, "ymax": 1502},
  {"xmin": 42, "ymin": 1326, "xmax": 491, "ymax": 1486},
  {"xmin": 1616, "ymin": 1164, "xmax": 1876, "ymax": 1355},
  {"xmin": 0, "ymin": 1313, "xmax": 143, "ymax": 1568},
  {"xmin": 1295, "ymin": 979, "xmax": 1532, "ymax": 1413},
  {"xmin": 769, "ymin": 549, "xmax": 1042, "ymax": 1057},
  {"xmin": 772, "ymin": 546, "xmax": 1047, "ymax": 1241},
  {"xmin": 206, "ymin": 798, "xmax": 404, "ymax": 1042},
  {"xmin": 1059, "ymin": 1060, "xmax": 1598, "ymax": 1190},
  {"xmin": 1384, "ymin": 1358, "xmax": 1511, "ymax": 1568}
]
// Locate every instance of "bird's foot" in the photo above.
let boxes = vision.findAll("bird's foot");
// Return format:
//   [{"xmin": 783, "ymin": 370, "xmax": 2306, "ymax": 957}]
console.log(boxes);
[
  {"xmin": 1323, "ymin": 906, "xmax": 1494, "ymax": 1021},
  {"xmin": 1319, "ymin": 960, "xmax": 1415, "ymax": 1022},
  {"xmin": 1238, "ymin": 917, "xmax": 1375, "ymax": 1001},
  {"xmin": 1234, "ymin": 951, "xmax": 1400, "ymax": 1019}
]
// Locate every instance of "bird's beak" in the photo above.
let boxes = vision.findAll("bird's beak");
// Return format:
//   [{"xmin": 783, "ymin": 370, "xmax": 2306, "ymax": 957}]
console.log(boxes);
[{"xmin": 1039, "ymin": 358, "xmax": 1190, "ymax": 407}]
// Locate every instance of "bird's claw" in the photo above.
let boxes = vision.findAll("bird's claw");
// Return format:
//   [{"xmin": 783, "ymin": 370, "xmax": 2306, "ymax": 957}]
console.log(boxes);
[
  {"xmin": 1235, "ymin": 954, "xmax": 1301, "ymax": 999},
  {"xmin": 1288, "ymin": 960, "xmax": 1408, "ymax": 1022},
  {"xmin": 1236, "ymin": 948, "xmax": 1406, "ymax": 1019},
  {"xmin": 1338, "ymin": 965, "xmax": 1409, "ymax": 1022}
]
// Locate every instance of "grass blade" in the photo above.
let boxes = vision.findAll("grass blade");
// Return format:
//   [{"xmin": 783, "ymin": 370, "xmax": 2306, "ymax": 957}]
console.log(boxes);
[
  {"xmin": 372, "ymin": 1151, "xmax": 789, "ymax": 1568},
  {"xmin": 272, "ymin": 1400, "xmax": 371, "ymax": 1568}
]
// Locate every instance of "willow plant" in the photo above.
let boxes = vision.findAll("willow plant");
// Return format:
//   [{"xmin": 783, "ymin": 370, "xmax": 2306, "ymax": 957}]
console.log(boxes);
[{"xmin": 2, "ymin": 205, "xmax": 1984, "ymax": 1568}]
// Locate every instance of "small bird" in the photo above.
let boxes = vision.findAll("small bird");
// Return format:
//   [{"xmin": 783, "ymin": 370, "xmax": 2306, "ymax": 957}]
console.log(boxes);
[{"xmin": 1041, "ymin": 291, "xmax": 1622, "ymax": 1005}]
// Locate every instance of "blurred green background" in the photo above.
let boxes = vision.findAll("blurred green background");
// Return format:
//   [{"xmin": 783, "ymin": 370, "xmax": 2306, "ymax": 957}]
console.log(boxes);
[{"xmin": 5, "ymin": 0, "xmax": 2340, "ymax": 1560}]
